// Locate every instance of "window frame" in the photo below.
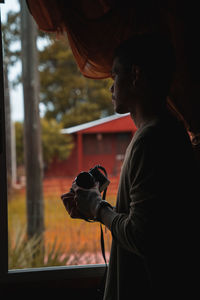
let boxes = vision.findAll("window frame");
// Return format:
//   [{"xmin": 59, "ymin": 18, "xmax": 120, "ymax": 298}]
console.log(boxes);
[{"xmin": 0, "ymin": 4, "xmax": 105, "ymax": 290}]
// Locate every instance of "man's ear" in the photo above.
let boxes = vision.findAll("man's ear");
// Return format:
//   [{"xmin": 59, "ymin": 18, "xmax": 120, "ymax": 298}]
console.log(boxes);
[{"xmin": 131, "ymin": 65, "xmax": 141, "ymax": 87}]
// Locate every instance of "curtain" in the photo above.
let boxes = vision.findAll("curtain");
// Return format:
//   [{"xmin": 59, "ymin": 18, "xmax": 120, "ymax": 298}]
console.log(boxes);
[{"xmin": 26, "ymin": 0, "xmax": 200, "ymax": 137}]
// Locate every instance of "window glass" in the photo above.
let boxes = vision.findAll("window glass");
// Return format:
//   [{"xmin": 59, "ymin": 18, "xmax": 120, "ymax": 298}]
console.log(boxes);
[{"xmin": 2, "ymin": 0, "xmax": 133, "ymax": 269}]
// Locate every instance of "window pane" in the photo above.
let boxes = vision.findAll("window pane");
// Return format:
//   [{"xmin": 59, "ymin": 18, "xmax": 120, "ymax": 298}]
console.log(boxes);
[{"xmin": 3, "ymin": 1, "xmax": 135, "ymax": 269}]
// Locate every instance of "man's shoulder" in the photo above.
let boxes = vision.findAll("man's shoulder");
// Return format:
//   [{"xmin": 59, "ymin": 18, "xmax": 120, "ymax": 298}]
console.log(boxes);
[
  {"xmin": 133, "ymin": 120, "xmax": 162, "ymax": 148},
  {"xmin": 134, "ymin": 111, "xmax": 189, "ymax": 146}
]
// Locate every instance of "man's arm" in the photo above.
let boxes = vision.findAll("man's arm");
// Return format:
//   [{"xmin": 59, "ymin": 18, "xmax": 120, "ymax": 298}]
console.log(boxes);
[
  {"xmin": 99, "ymin": 137, "xmax": 160, "ymax": 257},
  {"xmin": 98, "ymin": 205, "xmax": 118, "ymax": 230}
]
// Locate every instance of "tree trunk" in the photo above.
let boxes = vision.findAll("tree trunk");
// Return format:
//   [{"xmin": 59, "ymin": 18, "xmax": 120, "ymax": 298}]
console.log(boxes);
[
  {"xmin": 4, "ymin": 62, "xmax": 12, "ymax": 189},
  {"xmin": 20, "ymin": 0, "xmax": 44, "ymax": 239},
  {"xmin": 4, "ymin": 62, "xmax": 17, "ymax": 189}
]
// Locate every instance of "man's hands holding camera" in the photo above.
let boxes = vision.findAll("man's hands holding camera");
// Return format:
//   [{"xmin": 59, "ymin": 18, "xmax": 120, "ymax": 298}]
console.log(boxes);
[
  {"xmin": 61, "ymin": 166, "xmax": 114, "ymax": 225},
  {"xmin": 61, "ymin": 182, "xmax": 103, "ymax": 221}
]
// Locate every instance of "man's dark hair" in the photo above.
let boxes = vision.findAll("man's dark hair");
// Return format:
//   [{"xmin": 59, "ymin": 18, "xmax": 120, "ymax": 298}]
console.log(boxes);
[{"xmin": 114, "ymin": 33, "xmax": 176, "ymax": 95}]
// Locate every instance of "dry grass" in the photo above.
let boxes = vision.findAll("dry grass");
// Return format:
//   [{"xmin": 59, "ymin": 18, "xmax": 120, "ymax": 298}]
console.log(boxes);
[{"xmin": 8, "ymin": 176, "xmax": 119, "ymax": 267}]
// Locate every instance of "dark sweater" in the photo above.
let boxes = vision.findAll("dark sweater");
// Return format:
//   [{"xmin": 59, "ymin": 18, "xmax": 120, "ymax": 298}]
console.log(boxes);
[{"xmin": 103, "ymin": 111, "xmax": 198, "ymax": 299}]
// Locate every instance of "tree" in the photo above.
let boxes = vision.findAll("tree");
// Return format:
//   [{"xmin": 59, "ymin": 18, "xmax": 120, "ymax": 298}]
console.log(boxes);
[
  {"xmin": 41, "ymin": 118, "xmax": 73, "ymax": 165},
  {"xmin": 2, "ymin": 10, "xmax": 73, "ymax": 172},
  {"xmin": 2, "ymin": 11, "xmax": 20, "ymax": 188},
  {"xmin": 2, "ymin": 11, "xmax": 20, "ymax": 66},
  {"xmin": 15, "ymin": 121, "xmax": 24, "ymax": 166},
  {"xmin": 20, "ymin": 0, "xmax": 44, "ymax": 239},
  {"xmin": 2, "ymin": 10, "xmax": 114, "ymax": 132},
  {"xmin": 15, "ymin": 119, "xmax": 73, "ymax": 168},
  {"xmin": 39, "ymin": 37, "xmax": 114, "ymax": 128}
]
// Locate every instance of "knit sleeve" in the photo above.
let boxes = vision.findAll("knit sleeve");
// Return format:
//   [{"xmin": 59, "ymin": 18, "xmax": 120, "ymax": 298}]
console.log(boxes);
[{"xmin": 111, "ymin": 135, "xmax": 161, "ymax": 257}]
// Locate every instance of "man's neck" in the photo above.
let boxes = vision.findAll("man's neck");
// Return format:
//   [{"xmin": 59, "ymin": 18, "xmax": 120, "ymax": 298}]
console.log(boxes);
[{"xmin": 131, "ymin": 104, "xmax": 167, "ymax": 129}]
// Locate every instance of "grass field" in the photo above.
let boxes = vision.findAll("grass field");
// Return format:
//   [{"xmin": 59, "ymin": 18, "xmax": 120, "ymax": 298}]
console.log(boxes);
[{"xmin": 8, "ymin": 176, "xmax": 120, "ymax": 268}]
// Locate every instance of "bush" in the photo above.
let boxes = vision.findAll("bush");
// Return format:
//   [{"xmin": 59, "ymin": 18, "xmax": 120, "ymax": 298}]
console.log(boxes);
[{"xmin": 8, "ymin": 225, "xmax": 72, "ymax": 269}]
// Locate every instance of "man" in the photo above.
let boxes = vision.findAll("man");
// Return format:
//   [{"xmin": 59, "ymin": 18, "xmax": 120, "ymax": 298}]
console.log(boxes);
[{"xmin": 61, "ymin": 34, "xmax": 198, "ymax": 299}]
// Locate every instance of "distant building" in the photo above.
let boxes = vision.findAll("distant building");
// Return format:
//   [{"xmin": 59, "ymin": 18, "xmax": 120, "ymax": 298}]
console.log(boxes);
[{"xmin": 45, "ymin": 113, "xmax": 137, "ymax": 177}]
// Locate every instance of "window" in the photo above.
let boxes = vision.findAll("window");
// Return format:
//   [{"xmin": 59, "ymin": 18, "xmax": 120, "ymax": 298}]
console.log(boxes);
[
  {"xmin": 0, "ymin": 1, "xmax": 109, "ymax": 291},
  {"xmin": 0, "ymin": 0, "xmax": 120, "ymax": 286}
]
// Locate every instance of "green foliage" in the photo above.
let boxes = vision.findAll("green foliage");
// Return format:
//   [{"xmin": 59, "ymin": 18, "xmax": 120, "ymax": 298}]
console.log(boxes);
[
  {"xmin": 62, "ymin": 102, "xmax": 100, "ymax": 128},
  {"xmin": 39, "ymin": 37, "xmax": 114, "ymax": 127},
  {"xmin": 8, "ymin": 225, "xmax": 71, "ymax": 269},
  {"xmin": 15, "ymin": 118, "xmax": 74, "ymax": 166},
  {"xmin": 41, "ymin": 118, "xmax": 74, "ymax": 164},
  {"xmin": 2, "ymin": 10, "xmax": 21, "ymax": 67},
  {"xmin": 3, "ymin": 9, "xmax": 114, "ymax": 128}
]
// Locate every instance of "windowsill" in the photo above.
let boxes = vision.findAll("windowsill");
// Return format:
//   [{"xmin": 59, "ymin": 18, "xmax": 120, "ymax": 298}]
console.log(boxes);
[{"xmin": 1, "ymin": 264, "xmax": 106, "ymax": 286}]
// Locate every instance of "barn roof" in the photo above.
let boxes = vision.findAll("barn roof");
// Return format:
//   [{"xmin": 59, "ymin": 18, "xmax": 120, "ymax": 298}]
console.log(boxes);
[{"xmin": 61, "ymin": 113, "xmax": 137, "ymax": 134}]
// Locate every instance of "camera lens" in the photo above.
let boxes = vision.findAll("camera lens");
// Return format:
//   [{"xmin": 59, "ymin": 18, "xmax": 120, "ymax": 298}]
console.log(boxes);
[{"xmin": 75, "ymin": 171, "xmax": 95, "ymax": 189}]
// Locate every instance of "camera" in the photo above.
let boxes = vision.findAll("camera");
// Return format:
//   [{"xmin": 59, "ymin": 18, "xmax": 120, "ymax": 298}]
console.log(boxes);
[{"xmin": 75, "ymin": 165, "xmax": 110, "ymax": 192}]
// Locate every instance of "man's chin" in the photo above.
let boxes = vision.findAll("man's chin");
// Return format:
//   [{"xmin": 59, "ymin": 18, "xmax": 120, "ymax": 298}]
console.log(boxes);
[{"xmin": 115, "ymin": 104, "xmax": 129, "ymax": 114}]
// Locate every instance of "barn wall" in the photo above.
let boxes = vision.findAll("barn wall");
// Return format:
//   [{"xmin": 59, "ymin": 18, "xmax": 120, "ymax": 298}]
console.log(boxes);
[
  {"xmin": 82, "ymin": 133, "xmax": 115, "ymax": 174},
  {"xmin": 45, "ymin": 132, "xmax": 133, "ymax": 178}
]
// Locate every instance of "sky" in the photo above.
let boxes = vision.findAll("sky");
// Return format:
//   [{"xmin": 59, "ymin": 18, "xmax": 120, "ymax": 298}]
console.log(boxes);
[
  {"xmin": 1, "ymin": 0, "xmax": 46, "ymax": 122},
  {"xmin": 1, "ymin": 0, "xmax": 24, "ymax": 122}
]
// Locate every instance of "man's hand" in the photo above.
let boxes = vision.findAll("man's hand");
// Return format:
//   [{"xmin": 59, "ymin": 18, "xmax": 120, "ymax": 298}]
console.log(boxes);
[
  {"xmin": 72, "ymin": 182, "xmax": 102, "ymax": 220},
  {"xmin": 61, "ymin": 189, "xmax": 83, "ymax": 219},
  {"xmin": 61, "ymin": 183, "xmax": 116, "ymax": 228}
]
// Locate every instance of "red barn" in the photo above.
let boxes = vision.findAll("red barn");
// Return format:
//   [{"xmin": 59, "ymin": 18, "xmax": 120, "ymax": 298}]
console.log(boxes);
[{"xmin": 45, "ymin": 113, "xmax": 137, "ymax": 177}]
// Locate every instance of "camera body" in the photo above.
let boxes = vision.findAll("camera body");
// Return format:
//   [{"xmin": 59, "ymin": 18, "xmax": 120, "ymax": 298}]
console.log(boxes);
[{"xmin": 75, "ymin": 165, "xmax": 110, "ymax": 192}]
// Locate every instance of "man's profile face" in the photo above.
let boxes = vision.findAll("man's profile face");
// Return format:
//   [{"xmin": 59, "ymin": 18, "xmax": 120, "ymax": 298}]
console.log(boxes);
[{"xmin": 110, "ymin": 57, "xmax": 137, "ymax": 115}]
